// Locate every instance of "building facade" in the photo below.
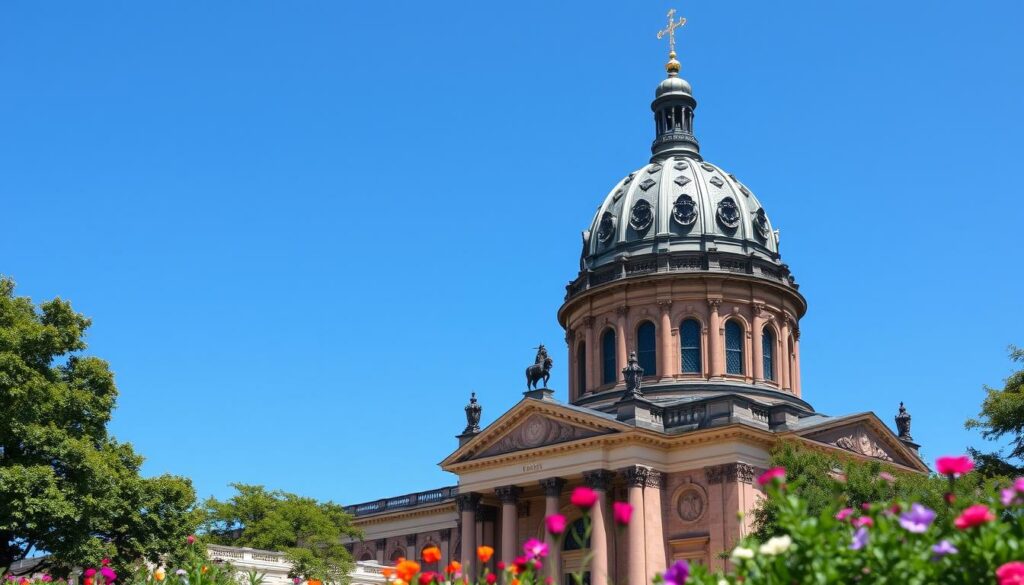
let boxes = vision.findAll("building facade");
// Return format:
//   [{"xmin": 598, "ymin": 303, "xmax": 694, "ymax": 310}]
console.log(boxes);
[{"xmin": 342, "ymin": 38, "xmax": 925, "ymax": 583}]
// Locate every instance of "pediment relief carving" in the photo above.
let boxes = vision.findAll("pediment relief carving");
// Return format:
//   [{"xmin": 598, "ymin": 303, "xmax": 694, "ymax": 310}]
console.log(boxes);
[
  {"xmin": 472, "ymin": 414, "xmax": 610, "ymax": 459},
  {"xmin": 806, "ymin": 423, "xmax": 909, "ymax": 466}
]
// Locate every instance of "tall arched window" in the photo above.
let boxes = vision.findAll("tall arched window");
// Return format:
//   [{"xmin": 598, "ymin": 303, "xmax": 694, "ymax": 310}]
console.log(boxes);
[
  {"xmin": 680, "ymin": 319, "xmax": 702, "ymax": 374},
  {"xmin": 576, "ymin": 343, "xmax": 587, "ymax": 396},
  {"xmin": 762, "ymin": 327, "xmax": 775, "ymax": 381},
  {"xmin": 637, "ymin": 321, "xmax": 657, "ymax": 376},
  {"xmin": 725, "ymin": 320, "xmax": 744, "ymax": 375},
  {"xmin": 601, "ymin": 329, "xmax": 617, "ymax": 385}
]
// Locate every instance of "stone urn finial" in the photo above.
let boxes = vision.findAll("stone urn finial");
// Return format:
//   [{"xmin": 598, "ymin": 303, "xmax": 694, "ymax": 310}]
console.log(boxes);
[
  {"xmin": 463, "ymin": 392, "xmax": 482, "ymax": 435},
  {"xmin": 895, "ymin": 401, "xmax": 912, "ymax": 441},
  {"xmin": 622, "ymin": 351, "xmax": 645, "ymax": 399}
]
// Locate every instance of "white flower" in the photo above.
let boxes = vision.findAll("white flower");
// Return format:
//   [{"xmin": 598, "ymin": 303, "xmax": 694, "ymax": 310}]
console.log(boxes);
[
  {"xmin": 758, "ymin": 535, "xmax": 793, "ymax": 556},
  {"xmin": 717, "ymin": 580, "xmax": 730, "ymax": 585},
  {"xmin": 729, "ymin": 546, "xmax": 755, "ymax": 563}
]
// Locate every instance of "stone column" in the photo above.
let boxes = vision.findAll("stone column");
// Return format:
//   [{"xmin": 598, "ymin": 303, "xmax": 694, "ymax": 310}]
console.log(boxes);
[
  {"xmin": 704, "ymin": 463, "xmax": 755, "ymax": 571},
  {"xmin": 439, "ymin": 528, "xmax": 452, "ymax": 568},
  {"xmin": 780, "ymin": 316, "xmax": 792, "ymax": 392},
  {"xmin": 584, "ymin": 470, "xmax": 614, "ymax": 585},
  {"xmin": 495, "ymin": 486, "xmax": 521, "ymax": 573},
  {"xmin": 406, "ymin": 534, "xmax": 418, "ymax": 562},
  {"xmin": 375, "ymin": 538, "xmax": 386, "ymax": 564},
  {"xmin": 540, "ymin": 478, "xmax": 566, "ymax": 580},
  {"xmin": 707, "ymin": 300, "xmax": 723, "ymax": 379},
  {"xmin": 615, "ymin": 307, "xmax": 629, "ymax": 383},
  {"xmin": 792, "ymin": 329, "xmax": 802, "ymax": 397},
  {"xmin": 751, "ymin": 304, "xmax": 765, "ymax": 383},
  {"xmin": 657, "ymin": 301, "xmax": 673, "ymax": 379},
  {"xmin": 624, "ymin": 466, "xmax": 650, "ymax": 585},
  {"xmin": 643, "ymin": 471, "xmax": 666, "ymax": 579},
  {"xmin": 458, "ymin": 493, "xmax": 480, "ymax": 574},
  {"xmin": 583, "ymin": 317, "xmax": 596, "ymax": 395}
]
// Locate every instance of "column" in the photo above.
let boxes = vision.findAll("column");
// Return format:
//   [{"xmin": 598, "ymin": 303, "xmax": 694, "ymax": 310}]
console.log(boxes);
[
  {"xmin": 495, "ymin": 486, "xmax": 521, "ymax": 573},
  {"xmin": 707, "ymin": 300, "xmax": 723, "ymax": 379},
  {"xmin": 643, "ymin": 471, "xmax": 666, "ymax": 579},
  {"xmin": 751, "ymin": 304, "xmax": 765, "ymax": 383},
  {"xmin": 583, "ymin": 317, "xmax": 596, "ymax": 394},
  {"xmin": 375, "ymin": 538, "xmax": 386, "ymax": 564},
  {"xmin": 406, "ymin": 535, "xmax": 418, "ymax": 562},
  {"xmin": 439, "ymin": 528, "xmax": 451, "ymax": 568},
  {"xmin": 792, "ymin": 329, "xmax": 802, "ymax": 397},
  {"xmin": 657, "ymin": 301, "xmax": 673, "ymax": 379},
  {"xmin": 780, "ymin": 316, "xmax": 792, "ymax": 392},
  {"xmin": 624, "ymin": 466, "xmax": 650, "ymax": 585},
  {"xmin": 458, "ymin": 493, "xmax": 480, "ymax": 575},
  {"xmin": 540, "ymin": 478, "xmax": 566, "ymax": 581},
  {"xmin": 615, "ymin": 307, "xmax": 629, "ymax": 383},
  {"xmin": 584, "ymin": 470, "xmax": 614, "ymax": 585}
]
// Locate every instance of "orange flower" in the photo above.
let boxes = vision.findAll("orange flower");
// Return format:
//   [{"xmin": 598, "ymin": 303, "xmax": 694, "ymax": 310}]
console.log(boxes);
[
  {"xmin": 477, "ymin": 546, "xmax": 494, "ymax": 563},
  {"xmin": 445, "ymin": 561, "xmax": 462, "ymax": 574},
  {"xmin": 511, "ymin": 580, "xmax": 520, "ymax": 585},
  {"xmin": 395, "ymin": 559, "xmax": 421, "ymax": 582},
  {"xmin": 201, "ymin": 566, "xmax": 208, "ymax": 574},
  {"xmin": 382, "ymin": 568, "xmax": 395, "ymax": 578},
  {"xmin": 422, "ymin": 546, "xmax": 442, "ymax": 564}
]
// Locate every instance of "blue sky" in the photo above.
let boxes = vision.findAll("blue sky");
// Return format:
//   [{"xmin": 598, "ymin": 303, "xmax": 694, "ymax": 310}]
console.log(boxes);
[{"xmin": 1, "ymin": 1, "xmax": 1022, "ymax": 506}]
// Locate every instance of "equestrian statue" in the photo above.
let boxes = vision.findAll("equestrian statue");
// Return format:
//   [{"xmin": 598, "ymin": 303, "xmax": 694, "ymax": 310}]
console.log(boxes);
[{"xmin": 526, "ymin": 343, "xmax": 554, "ymax": 390}]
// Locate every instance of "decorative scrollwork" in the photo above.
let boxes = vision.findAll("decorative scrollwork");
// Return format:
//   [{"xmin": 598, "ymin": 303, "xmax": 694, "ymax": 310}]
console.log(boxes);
[
  {"xmin": 716, "ymin": 197, "xmax": 740, "ymax": 229},
  {"xmin": 753, "ymin": 208, "xmax": 770, "ymax": 239},
  {"xmin": 597, "ymin": 211, "xmax": 617, "ymax": 243},
  {"xmin": 629, "ymin": 199, "xmax": 654, "ymax": 232},
  {"xmin": 672, "ymin": 194, "xmax": 698, "ymax": 227}
]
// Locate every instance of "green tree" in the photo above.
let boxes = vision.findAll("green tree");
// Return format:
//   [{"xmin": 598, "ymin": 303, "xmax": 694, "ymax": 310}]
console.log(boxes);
[
  {"xmin": 203, "ymin": 484, "xmax": 362, "ymax": 584},
  {"xmin": 0, "ymin": 276, "xmax": 200, "ymax": 574},
  {"xmin": 965, "ymin": 345, "xmax": 1024, "ymax": 477},
  {"xmin": 751, "ymin": 442, "xmax": 993, "ymax": 540}
]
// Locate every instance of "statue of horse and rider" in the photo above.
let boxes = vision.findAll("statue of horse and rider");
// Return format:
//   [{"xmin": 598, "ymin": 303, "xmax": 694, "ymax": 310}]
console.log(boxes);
[{"xmin": 525, "ymin": 343, "xmax": 553, "ymax": 390}]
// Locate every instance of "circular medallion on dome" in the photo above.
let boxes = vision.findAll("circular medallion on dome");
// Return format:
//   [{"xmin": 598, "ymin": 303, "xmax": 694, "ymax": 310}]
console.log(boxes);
[
  {"xmin": 597, "ymin": 212, "xmax": 617, "ymax": 243},
  {"xmin": 754, "ymin": 208, "xmax": 770, "ymax": 239},
  {"xmin": 672, "ymin": 194, "xmax": 698, "ymax": 227},
  {"xmin": 676, "ymin": 486, "xmax": 706, "ymax": 523},
  {"xmin": 629, "ymin": 200, "xmax": 654, "ymax": 232},
  {"xmin": 717, "ymin": 198, "xmax": 741, "ymax": 229}
]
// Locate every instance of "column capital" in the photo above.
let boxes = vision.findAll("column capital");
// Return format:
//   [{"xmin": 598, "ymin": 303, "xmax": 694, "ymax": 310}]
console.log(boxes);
[
  {"xmin": 406, "ymin": 534, "xmax": 418, "ymax": 547},
  {"xmin": 583, "ymin": 316, "xmax": 597, "ymax": 329},
  {"xmin": 752, "ymin": 302, "xmax": 766, "ymax": 316},
  {"xmin": 539, "ymin": 477, "xmax": 566, "ymax": 497},
  {"xmin": 793, "ymin": 327, "xmax": 801, "ymax": 341},
  {"xmin": 456, "ymin": 492, "xmax": 481, "ymax": 512},
  {"xmin": 439, "ymin": 528, "xmax": 451, "ymax": 541},
  {"xmin": 615, "ymin": 305, "xmax": 630, "ymax": 317},
  {"xmin": 704, "ymin": 463, "xmax": 756, "ymax": 485},
  {"xmin": 623, "ymin": 465, "xmax": 651, "ymax": 487},
  {"xmin": 657, "ymin": 299, "xmax": 673, "ymax": 312},
  {"xmin": 707, "ymin": 298, "xmax": 722, "ymax": 310},
  {"xmin": 583, "ymin": 469, "xmax": 615, "ymax": 491},
  {"xmin": 375, "ymin": 538, "xmax": 387, "ymax": 550},
  {"xmin": 645, "ymin": 469, "xmax": 664, "ymax": 489},
  {"xmin": 494, "ymin": 485, "xmax": 522, "ymax": 503}
]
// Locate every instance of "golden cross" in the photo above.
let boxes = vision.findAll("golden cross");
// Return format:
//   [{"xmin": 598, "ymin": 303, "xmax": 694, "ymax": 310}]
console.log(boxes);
[{"xmin": 656, "ymin": 8, "xmax": 686, "ymax": 55}]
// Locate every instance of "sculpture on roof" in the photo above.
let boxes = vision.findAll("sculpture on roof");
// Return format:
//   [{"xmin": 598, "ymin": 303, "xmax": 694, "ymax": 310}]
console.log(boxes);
[{"xmin": 526, "ymin": 345, "xmax": 553, "ymax": 390}]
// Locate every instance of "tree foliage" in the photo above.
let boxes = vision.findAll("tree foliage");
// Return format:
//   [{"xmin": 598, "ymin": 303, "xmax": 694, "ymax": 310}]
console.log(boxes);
[
  {"xmin": 751, "ymin": 442, "xmax": 997, "ymax": 541},
  {"xmin": 0, "ymin": 276, "xmax": 200, "ymax": 574},
  {"xmin": 203, "ymin": 484, "xmax": 362, "ymax": 583},
  {"xmin": 964, "ymin": 346, "xmax": 1024, "ymax": 475}
]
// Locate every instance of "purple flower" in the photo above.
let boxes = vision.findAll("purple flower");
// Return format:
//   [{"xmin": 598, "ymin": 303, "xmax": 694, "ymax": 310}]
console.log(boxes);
[
  {"xmin": 663, "ymin": 560, "xmax": 690, "ymax": 585},
  {"xmin": 898, "ymin": 503, "xmax": 936, "ymax": 533},
  {"xmin": 1002, "ymin": 488, "xmax": 1018, "ymax": 506},
  {"xmin": 932, "ymin": 540, "xmax": 958, "ymax": 558},
  {"xmin": 175, "ymin": 570, "xmax": 187, "ymax": 576},
  {"xmin": 849, "ymin": 527, "xmax": 869, "ymax": 550}
]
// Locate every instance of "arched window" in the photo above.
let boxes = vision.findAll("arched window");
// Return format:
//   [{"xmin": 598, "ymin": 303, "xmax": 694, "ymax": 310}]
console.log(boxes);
[
  {"xmin": 725, "ymin": 320, "xmax": 744, "ymax": 375},
  {"xmin": 601, "ymin": 329, "xmax": 617, "ymax": 385},
  {"xmin": 680, "ymin": 319, "xmax": 702, "ymax": 374},
  {"xmin": 637, "ymin": 321, "xmax": 657, "ymax": 376},
  {"xmin": 762, "ymin": 327, "xmax": 775, "ymax": 381},
  {"xmin": 563, "ymin": 518, "xmax": 592, "ymax": 551},
  {"xmin": 359, "ymin": 552, "xmax": 374, "ymax": 562},
  {"xmin": 576, "ymin": 343, "xmax": 587, "ymax": 396},
  {"xmin": 389, "ymin": 549, "xmax": 405, "ymax": 564}
]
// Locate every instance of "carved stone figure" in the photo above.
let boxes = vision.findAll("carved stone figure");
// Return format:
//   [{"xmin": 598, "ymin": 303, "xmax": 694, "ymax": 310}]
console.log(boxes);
[
  {"xmin": 526, "ymin": 345, "xmax": 554, "ymax": 390},
  {"xmin": 463, "ymin": 392, "xmax": 482, "ymax": 434},
  {"xmin": 895, "ymin": 402, "xmax": 913, "ymax": 441},
  {"xmin": 621, "ymin": 351, "xmax": 644, "ymax": 398}
]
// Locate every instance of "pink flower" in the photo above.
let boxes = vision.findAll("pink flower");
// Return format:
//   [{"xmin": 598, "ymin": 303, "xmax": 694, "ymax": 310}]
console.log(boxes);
[
  {"xmin": 613, "ymin": 502, "xmax": 633, "ymax": 526},
  {"xmin": 84, "ymin": 570, "xmax": 97, "ymax": 578},
  {"xmin": 42, "ymin": 577, "xmax": 53, "ymax": 583},
  {"xmin": 954, "ymin": 504, "xmax": 996, "ymax": 530},
  {"xmin": 935, "ymin": 456, "xmax": 974, "ymax": 477},
  {"xmin": 997, "ymin": 562, "xmax": 1024, "ymax": 585},
  {"xmin": 853, "ymin": 516, "xmax": 874, "ymax": 528},
  {"xmin": 523, "ymin": 538, "xmax": 548, "ymax": 559},
  {"xmin": 835, "ymin": 508, "xmax": 854, "ymax": 521},
  {"xmin": 485, "ymin": 574, "xmax": 496, "ymax": 585},
  {"xmin": 545, "ymin": 514, "xmax": 567, "ymax": 535},
  {"xmin": 878, "ymin": 472, "xmax": 895, "ymax": 484},
  {"xmin": 570, "ymin": 487, "xmax": 598, "ymax": 509},
  {"xmin": 1003, "ymin": 488, "xmax": 1019, "ymax": 506},
  {"xmin": 101, "ymin": 559, "xmax": 110, "ymax": 567},
  {"xmin": 187, "ymin": 535, "xmax": 196, "ymax": 545},
  {"xmin": 1015, "ymin": 477, "xmax": 1024, "ymax": 492},
  {"xmin": 756, "ymin": 467, "xmax": 786, "ymax": 486},
  {"xmin": 100, "ymin": 567, "xmax": 116, "ymax": 583}
]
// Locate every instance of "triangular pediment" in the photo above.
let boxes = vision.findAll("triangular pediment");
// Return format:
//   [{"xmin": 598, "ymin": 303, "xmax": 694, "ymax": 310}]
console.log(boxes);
[
  {"xmin": 441, "ymin": 399, "xmax": 627, "ymax": 468},
  {"xmin": 800, "ymin": 416, "xmax": 921, "ymax": 470}
]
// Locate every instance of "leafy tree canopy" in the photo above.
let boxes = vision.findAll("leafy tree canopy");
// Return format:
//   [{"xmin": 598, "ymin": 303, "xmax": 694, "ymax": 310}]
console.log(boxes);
[
  {"xmin": 0, "ymin": 276, "xmax": 200, "ymax": 574},
  {"xmin": 965, "ymin": 346, "xmax": 1024, "ymax": 476},
  {"xmin": 203, "ymin": 484, "xmax": 362, "ymax": 583}
]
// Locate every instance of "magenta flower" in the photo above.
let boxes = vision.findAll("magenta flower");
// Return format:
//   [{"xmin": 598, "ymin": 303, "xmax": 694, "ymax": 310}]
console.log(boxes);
[
  {"xmin": 545, "ymin": 514, "xmax": 567, "ymax": 535},
  {"xmin": 849, "ymin": 527, "xmax": 869, "ymax": 550},
  {"xmin": 612, "ymin": 501, "xmax": 633, "ymax": 526},
  {"xmin": 570, "ymin": 487, "xmax": 598, "ymax": 509},
  {"xmin": 662, "ymin": 560, "xmax": 689, "ymax": 585},
  {"xmin": 757, "ymin": 467, "xmax": 786, "ymax": 486},
  {"xmin": 1002, "ymin": 488, "xmax": 1019, "ymax": 506},
  {"xmin": 1014, "ymin": 477, "xmax": 1024, "ymax": 492},
  {"xmin": 84, "ymin": 570, "xmax": 96, "ymax": 578},
  {"xmin": 523, "ymin": 538, "xmax": 549, "ymax": 559},
  {"xmin": 898, "ymin": 503, "xmax": 936, "ymax": 533},
  {"xmin": 99, "ymin": 567, "xmax": 116, "ymax": 582},
  {"xmin": 835, "ymin": 508, "xmax": 854, "ymax": 521},
  {"xmin": 935, "ymin": 455, "xmax": 974, "ymax": 477},
  {"xmin": 42, "ymin": 577, "xmax": 53, "ymax": 583},
  {"xmin": 853, "ymin": 516, "xmax": 874, "ymax": 528},
  {"xmin": 931, "ymin": 540, "xmax": 958, "ymax": 558}
]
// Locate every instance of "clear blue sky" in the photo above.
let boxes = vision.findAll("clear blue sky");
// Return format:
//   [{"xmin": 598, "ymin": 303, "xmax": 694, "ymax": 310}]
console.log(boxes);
[{"xmin": 1, "ymin": 1, "xmax": 1022, "ymax": 506}]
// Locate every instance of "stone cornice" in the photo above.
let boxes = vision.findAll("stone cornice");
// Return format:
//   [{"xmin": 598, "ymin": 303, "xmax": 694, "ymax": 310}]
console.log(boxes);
[{"xmin": 352, "ymin": 502, "xmax": 458, "ymax": 527}]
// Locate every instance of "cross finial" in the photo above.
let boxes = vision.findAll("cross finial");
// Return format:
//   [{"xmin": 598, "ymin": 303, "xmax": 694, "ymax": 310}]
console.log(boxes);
[{"xmin": 656, "ymin": 8, "xmax": 686, "ymax": 76}]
